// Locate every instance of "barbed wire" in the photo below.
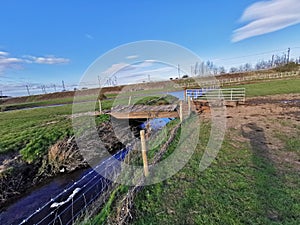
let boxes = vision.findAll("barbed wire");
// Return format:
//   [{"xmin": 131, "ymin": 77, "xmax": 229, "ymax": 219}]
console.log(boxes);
[{"xmin": 20, "ymin": 147, "xmax": 131, "ymax": 225}]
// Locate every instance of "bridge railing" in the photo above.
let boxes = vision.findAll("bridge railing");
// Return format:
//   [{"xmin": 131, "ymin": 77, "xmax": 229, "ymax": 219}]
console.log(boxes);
[{"xmin": 186, "ymin": 88, "xmax": 246, "ymax": 102}]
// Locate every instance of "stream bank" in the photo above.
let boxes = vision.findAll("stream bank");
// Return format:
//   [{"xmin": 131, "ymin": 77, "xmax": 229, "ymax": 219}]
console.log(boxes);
[{"xmin": 0, "ymin": 119, "xmax": 143, "ymax": 211}]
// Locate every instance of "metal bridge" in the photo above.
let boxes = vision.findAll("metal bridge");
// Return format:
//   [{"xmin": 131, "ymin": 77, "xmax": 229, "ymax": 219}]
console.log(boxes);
[{"xmin": 185, "ymin": 88, "xmax": 246, "ymax": 103}]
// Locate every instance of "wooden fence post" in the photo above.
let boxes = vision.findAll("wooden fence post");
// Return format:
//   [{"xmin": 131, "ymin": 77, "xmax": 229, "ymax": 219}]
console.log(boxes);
[
  {"xmin": 179, "ymin": 101, "xmax": 183, "ymax": 122},
  {"xmin": 188, "ymin": 97, "xmax": 191, "ymax": 116},
  {"xmin": 140, "ymin": 130, "xmax": 149, "ymax": 177},
  {"xmin": 98, "ymin": 99, "xmax": 102, "ymax": 114},
  {"xmin": 128, "ymin": 96, "xmax": 132, "ymax": 105}
]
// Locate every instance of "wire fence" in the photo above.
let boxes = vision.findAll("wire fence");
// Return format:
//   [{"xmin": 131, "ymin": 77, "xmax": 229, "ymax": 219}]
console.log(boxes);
[
  {"xmin": 20, "ymin": 117, "xmax": 175, "ymax": 225},
  {"xmin": 20, "ymin": 147, "xmax": 131, "ymax": 225},
  {"xmin": 179, "ymin": 70, "xmax": 300, "ymax": 88}
]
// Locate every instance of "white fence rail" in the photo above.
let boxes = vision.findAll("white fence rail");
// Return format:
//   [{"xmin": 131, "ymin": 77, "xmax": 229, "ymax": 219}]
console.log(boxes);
[
  {"xmin": 179, "ymin": 70, "xmax": 300, "ymax": 88},
  {"xmin": 186, "ymin": 88, "xmax": 246, "ymax": 102}
]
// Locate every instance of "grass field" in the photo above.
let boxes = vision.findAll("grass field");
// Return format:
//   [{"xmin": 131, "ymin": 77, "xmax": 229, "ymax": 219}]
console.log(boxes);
[
  {"xmin": 73, "ymin": 77, "xmax": 300, "ymax": 224},
  {"xmin": 132, "ymin": 121, "xmax": 300, "ymax": 225},
  {"xmin": 1, "ymin": 75, "xmax": 300, "ymax": 223},
  {"xmin": 229, "ymin": 78, "xmax": 300, "ymax": 97},
  {"xmin": 0, "ymin": 93, "xmax": 176, "ymax": 163},
  {"xmin": 0, "ymin": 101, "xmax": 111, "ymax": 162}
]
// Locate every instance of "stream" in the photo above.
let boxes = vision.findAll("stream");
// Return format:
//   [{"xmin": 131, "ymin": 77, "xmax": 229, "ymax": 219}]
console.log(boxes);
[
  {"xmin": 0, "ymin": 118, "xmax": 174, "ymax": 225},
  {"xmin": 0, "ymin": 90, "xmax": 183, "ymax": 224}
]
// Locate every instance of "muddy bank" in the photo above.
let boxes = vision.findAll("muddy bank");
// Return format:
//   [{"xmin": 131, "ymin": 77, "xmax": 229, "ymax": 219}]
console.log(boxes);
[{"xmin": 0, "ymin": 120, "xmax": 141, "ymax": 210}]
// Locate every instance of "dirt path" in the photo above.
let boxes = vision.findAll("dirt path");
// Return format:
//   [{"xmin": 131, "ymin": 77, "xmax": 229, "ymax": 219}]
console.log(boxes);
[{"xmin": 225, "ymin": 93, "xmax": 300, "ymax": 171}]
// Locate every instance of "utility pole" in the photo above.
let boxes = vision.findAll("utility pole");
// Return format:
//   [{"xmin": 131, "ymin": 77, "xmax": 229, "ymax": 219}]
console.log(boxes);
[
  {"xmin": 62, "ymin": 80, "xmax": 66, "ymax": 91},
  {"xmin": 26, "ymin": 85, "xmax": 31, "ymax": 96},
  {"xmin": 178, "ymin": 64, "xmax": 180, "ymax": 78},
  {"xmin": 287, "ymin": 47, "xmax": 291, "ymax": 64}
]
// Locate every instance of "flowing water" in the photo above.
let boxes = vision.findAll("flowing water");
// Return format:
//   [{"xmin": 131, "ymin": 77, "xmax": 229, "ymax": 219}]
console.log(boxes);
[{"xmin": 0, "ymin": 90, "xmax": 183, "ymax": 224}]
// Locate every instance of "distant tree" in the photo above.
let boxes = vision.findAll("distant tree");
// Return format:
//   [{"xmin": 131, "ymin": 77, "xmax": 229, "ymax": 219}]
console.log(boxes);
[
  {"xmin": 229, "ymin": 67, "xmax": 238, "ymax": 73},
  {"xmin": 212, "ymin": 66, "xmax": 218, "ymax": 75},
  {"xmin": 194, "ymin": 62, "xmax": 199, "ymax": 76},
  {"xmin": 200, "ymin": 62, "xmax": 205, "ymax": 75},
  {"xmin": 218, "ymin": 66, "xmax": 226, "ymax": 74},
  {"xmin": 243, "ymin": 63, "xmax": 252, "ymax": 72},
  {"xmin": 238, "ymin": 65, "xmax": 244, "ymax": 72}
]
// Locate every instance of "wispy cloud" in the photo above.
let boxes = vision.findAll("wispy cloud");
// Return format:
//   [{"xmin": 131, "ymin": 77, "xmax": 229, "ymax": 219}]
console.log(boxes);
[
  {"xmin": 101, "ymin": 60, "xmax": 157, "ymax": 76},
  {"xmin": 25, "ymin": 55, "xmax": 70, "ymax": 64},
  {"xmin": 232, "ymin": 0, "xmax": 300, "ymax": 42},
  {"xmin": 0, "ymin": 52, "xmax": 70, "ymax": 74},
  {"xmin": 85, "ymin": 33, "xmax": 94, "ymax": 40},
  {"xmin": 0, "ymin": 51, "xmax": 9, "ymax": 56},
  {"xmin": 126, "ymin": 55, "xmax": 139, "ymax": 59},
  {"xmin": 124, "ymin": 66, "xmax": 174, "ymax": 78},
  {"xmin": 0, "ymin": 53, "xmax": 24, "ymax": 74},
  {"xmin": 101, "ymin": 62, "xmax": 133, "ymax": 76}
]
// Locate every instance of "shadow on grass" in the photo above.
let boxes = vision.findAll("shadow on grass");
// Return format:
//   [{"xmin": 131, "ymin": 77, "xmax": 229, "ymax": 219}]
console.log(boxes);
[{"xmin": 241, "ymin": 122, "xmax": 291, "ymax": 223}]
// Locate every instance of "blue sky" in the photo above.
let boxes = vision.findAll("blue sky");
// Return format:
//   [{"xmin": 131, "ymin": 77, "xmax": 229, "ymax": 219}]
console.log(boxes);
[{"xmin": 1, "ymin": 0, "xmax": 300, "ymax": 96}]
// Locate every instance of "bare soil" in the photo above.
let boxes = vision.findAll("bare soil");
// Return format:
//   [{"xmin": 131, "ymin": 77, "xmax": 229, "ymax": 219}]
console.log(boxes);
[{"xmin": 224, "ymin": 93, "xmax": 300, "ymax": 171}]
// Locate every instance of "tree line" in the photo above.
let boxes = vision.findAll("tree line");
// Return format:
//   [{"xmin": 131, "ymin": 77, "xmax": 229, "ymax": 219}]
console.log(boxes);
[{"xmin": 193, "ymin": 51, "xmax": 300, "ymax": 76}]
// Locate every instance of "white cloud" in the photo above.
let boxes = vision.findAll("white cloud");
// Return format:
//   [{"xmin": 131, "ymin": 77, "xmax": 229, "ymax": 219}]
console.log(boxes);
[
  {"xmin": 232, "ymin": 0, "xmax": 300, "ymax": 42},
  {"xmin": 101, "ymin": 63, "xmax": 132, "ymax": 76},
  {"xmin": 120, "ymin": 66, "xmax": 175, "ymax": 83},
  {"xmin": 25, "ymin": 55, "xmax": 70, "ymax": 64},
  {"xmin": 0, "ymin": 51, "xmax": 8, "ymax": 56},
  {"xmin": 0, "ymin": 52, "xmax": 70, "ymax": 74},
  {"xmin": 0, "ymin": 52, "xmax": 24, "ymax": 74},
  {"xmin": 126, "ymin": 55, "xmax": 139, "ymax": 59}
]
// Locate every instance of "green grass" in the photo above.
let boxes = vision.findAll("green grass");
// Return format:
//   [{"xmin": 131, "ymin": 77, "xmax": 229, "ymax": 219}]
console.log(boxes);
[
  {"xmin": 0, "ymin": 101, "xmax": 110, "ymax": 162},
  {"xmin": 230, "ymin": 78, "xmax": 300, "ymax": 97},
  {"xmin": 275, "ymin": 132, "xmax": 300, "ymax": 154},
  {"xmin": 0, "ymin": 94, "xmax": 102, "ymax": 111},
  {"xmin": 134, "ymin": 95, "xmax": 178, "ymax": 106},
  {"xmin": 131, "ymin": 121, "xmax": 300, "ymax": 225},
  {"xmin": 79, "ymin": 119, "xmax": 181, "ymax": 224},
  {"xmin": 0, "ymin": 93, "xmax": 176, "ymax": 163},
  {"xmin": 82, "ymin": 185, "xmax": 129, "ymax": 225}
]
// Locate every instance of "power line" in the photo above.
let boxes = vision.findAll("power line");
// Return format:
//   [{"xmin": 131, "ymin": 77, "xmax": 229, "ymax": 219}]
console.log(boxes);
[{"xmin": 214, "ymin": 48, "xmax": 289, "ymax": 62}]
